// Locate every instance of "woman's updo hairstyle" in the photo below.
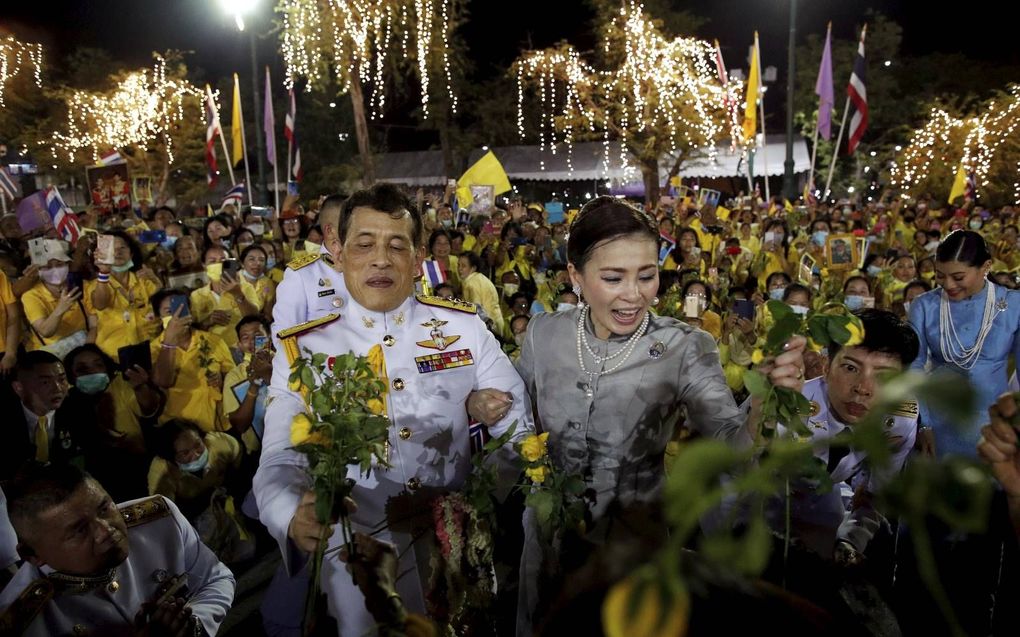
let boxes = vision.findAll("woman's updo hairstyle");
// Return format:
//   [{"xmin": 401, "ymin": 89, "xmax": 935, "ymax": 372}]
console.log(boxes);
[
  {"xmin": 566, "ymin": 196, "xmax": 657, "ymax": 271},
  {"xmin": 936, "ymin": 230, "xmax": 992, "ymax": 267}
]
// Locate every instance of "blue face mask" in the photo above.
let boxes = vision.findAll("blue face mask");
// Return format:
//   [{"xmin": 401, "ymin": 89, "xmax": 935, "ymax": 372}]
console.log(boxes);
[
  {"xmin": 178, "ymin": 447, "xmax": 209, "ymax": 473},
  {"xmin": 76, "ymin": 372, "xmax": 110, "ymax": 395},
  {"xmin": 811, "ymin": 230, "xmax": 829, "ymax": 246},
  {"xmin": 556, "ymin": 302, "xmax": 576, "ymax": 312},
  {"xmin": 790, "ymin": 304, "xmax": 809, "ymax": 316},
  {"xmin": 866, "ymin": 265, "xmax": 883, "ymax": 277},
  {"xmin": 266, "ymin": 257, "xmax": 277, "ymax": 270},
  {"xmin": 844, "ymin": 295, "xmax": 866, "ymax": 310},
  {"xmin": 161, "ymin": 235, "xmax": 178, "ymax": 250},
  {"xmin": 769, "ymin": 287, "xmax": 786, "ymax": 301}
]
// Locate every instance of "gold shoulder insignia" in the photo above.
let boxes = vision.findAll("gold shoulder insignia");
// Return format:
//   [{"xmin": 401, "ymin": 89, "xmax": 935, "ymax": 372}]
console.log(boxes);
[
  {"xmin": 119, "ymin": 495, "xmax": 171, "ymax": 528},
  {"xmin": 808, "ymin": 401, "xmax": 821, "ymax": 417},
  {"xmin": 415, "ymin": 294, "xmax": 477, "ymax": 314},
  {"xmin": 891, "ymin": 400, "xmax": 919, "ymax": 419},
  {"xmin": 0, "ymin": 579, "xmax": 53, "ymax": 634},
  {"xmin": 287, "ymin": 253, "xmax": 321, "ymax": 271},
  {"xmin": 277, "ymin": 313, "xmax": 341, "ymax": 340}
]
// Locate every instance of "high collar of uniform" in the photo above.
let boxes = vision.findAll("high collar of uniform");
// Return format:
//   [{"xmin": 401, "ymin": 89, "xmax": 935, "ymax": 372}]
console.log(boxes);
[{"xmin": 347, "ymin": 294, "xmax": 415, "ymax": 331}]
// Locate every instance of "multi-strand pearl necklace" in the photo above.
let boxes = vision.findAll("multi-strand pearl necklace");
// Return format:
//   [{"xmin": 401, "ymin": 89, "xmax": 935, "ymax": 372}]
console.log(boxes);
[
  {"xmin": 575, "ymin": 303, "xmax": 650, "ymax": 397},
  {"xmin": 939, "ymin": 281, "xmax": 1001, "ymax": 370}
]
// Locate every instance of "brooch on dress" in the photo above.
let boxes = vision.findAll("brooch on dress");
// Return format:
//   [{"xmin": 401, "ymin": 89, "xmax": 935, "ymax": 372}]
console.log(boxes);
[
  {"xmin": 996, "ymin": 298, "xmax": 1008, "ymax": 312},
  {"xmin": 648, "ymin": 342, "xmax": 666, "ymax": 359}
]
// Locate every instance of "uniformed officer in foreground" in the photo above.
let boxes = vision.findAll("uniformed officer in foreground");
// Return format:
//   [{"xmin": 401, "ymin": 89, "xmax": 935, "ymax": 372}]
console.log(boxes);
[
  {"xmin": 779, "ymin": 308, "xmax": 920, "ymax": 563},
  {"xmin": 254, "ymin": 183, "xmax": 534, "ymax": 636},
  {"xmin": 0, "ymin": 463, "xmax": 235, "ymax": 636}
]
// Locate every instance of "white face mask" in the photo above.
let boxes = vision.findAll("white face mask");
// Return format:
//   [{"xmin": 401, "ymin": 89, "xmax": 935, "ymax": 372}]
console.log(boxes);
[
  {"xmin": 41, "ymin": 264, "xmax": 69, "ymax": 285},
  {"xmin": 903, "ymin": 300, "xmax": 912, "ymax": 315},
  {"xmin": 556, "ymin": 302, "xmax": 576, "ymax": 312},
  {"xmin": 502, "ymin": 283, "xmax": 519, "ymax": 296},
  {"xmin": 514, "ymin": 333, "xmax": 526, "ymax": 347},
  {"xmin": 245, "ymin": 223, "xmax": 265, "ymax": 236},
  {"xmin": 790, "ymin": 304, "xmax": 809, "ymax": 315}
]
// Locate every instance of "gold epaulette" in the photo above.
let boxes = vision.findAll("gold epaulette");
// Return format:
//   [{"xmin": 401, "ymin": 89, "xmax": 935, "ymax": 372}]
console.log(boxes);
[
  {"xmin": 0, "ymin": 579, "xmax": 53, "ymax": 634},
  {"xmin": 287, "ymin": 253, "xmax": 321, "ymax": 271},
  {"xmin": 891, "ymin": 400, "xmax": 919, "ymax": 419},
  {"xmin": 119, "ymin": 495, "xmax": 171, "ymax": 527},
  {"xmin": 277, "ymin": 313, "xmax": 341, "ymax": 340},
  {"xmin": 415, "ymin": 294, "xmax": 477, "ymax": 314}
]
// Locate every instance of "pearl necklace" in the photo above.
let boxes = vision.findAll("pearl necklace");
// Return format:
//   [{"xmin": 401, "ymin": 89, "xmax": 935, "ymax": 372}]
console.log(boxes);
[
  {"xmin": 575, "ymin": 303, "xmax": 650, "ymax": 397},
  {"xmin": 939, "ymin": 281, "xmax": 1001, "ymax": 370}
]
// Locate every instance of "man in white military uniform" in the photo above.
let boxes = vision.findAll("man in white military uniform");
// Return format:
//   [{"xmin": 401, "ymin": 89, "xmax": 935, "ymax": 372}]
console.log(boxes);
[
  {"xmin": 255, "ymin": 183, "xmax": 533, "ymax": 636},
  {"xmin": 0, "ymin": 463, "xmax": 235, "ymax": 636},
  {"xmin": 780, "ymin": 308, "xmax": 920, "ymax": 562}
]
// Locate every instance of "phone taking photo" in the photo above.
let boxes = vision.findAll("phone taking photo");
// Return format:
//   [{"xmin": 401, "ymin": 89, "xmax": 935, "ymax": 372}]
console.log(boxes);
[{"xmin": 254, "ymin": 334, "xmax": 269, "ymax": 351}]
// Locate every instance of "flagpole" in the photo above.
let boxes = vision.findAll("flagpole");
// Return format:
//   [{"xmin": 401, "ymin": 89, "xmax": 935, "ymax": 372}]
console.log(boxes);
[
  {"xmin": 268, "ymin": 69, "xmax": 280, "ymax": 213},
  {"xmin": 755, "ymin": 35, "xmax": 770, "ymax": 203},
  {"xmin": 1, "ymin": 193, "xmax": 7, "ymax": 215},
  {"xmin": 808, "ymin": 117, "xmax": 820, "ymax": 195},
  {"xmin": 234, "ymin": 75, "xmax": 254, "ymax": 207},
  {"xmin": 823, "ymin": 96, "xmax": 852, "ymax": 200}
]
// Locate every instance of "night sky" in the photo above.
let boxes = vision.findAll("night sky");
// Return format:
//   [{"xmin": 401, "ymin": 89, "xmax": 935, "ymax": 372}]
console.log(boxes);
[{"xmin": 2, "ymin": 0, "xmax": 1016, "ymax": 149}]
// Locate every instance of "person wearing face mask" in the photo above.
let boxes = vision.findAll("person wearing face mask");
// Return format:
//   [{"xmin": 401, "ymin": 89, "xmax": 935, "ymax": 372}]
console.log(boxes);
[
  {"xmin": 190, "ymin": 245, "xmax": 261, "ymax": 351},
  {"xmin": 782, "ymin": 283, "xmax": 814, "ymax": 316},
  {"xmin": 503, "ymin": 314, "xmax": 530, "ymax": 359},
  {"xmin": 680, "ymin": 279, "xmax": 722, "ymax": 340},
  {"xmin": 238, "ymin": 244, "xmax": 277, "ymax": 320},
  {"xmin": 22, "ymin": 243, "xmax": 91, "ymax": 357},
  {"xmin": 898, "ymin": 279, "xmax": 931, "ymax": 320},
  {"xmin": 61, "ymin": 344, "xmax": 164, "ymax": 502},
  {"xmin": 221, "ymin": 316, "xmax": 274, "ymax": 457},
  {"xmin": 878, "ymin": 255, "xmax": 917, "ymax": 309},
  {"xmin": 841, "ymin": 275, "xmax": 874, "ymax": 311},
  {"xmin": 85, "ymin": 231, "xmax": 161, "ymax": 362},
  {"xmin": 753, "ymin": 220, "xmax": 793, "ymax": 288},
  {"xmin": 147, "ymin": 418, "xmax": 252, "ymax": 564},
  {"xmin": 457, "ymin": 251, "xmax": 504, "ymax": 336}
]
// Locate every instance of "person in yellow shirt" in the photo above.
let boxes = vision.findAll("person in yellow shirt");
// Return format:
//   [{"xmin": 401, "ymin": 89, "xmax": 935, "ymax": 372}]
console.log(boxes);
[
  {"xmin": 84, "ymin": 231, "xmax": 160, "ymax": 361},
  {"xmin": 238, "ymin": 244, "xmax": 276, "ymax": 319},
  {"xmin": 221, "ymin": 316, "xmax": 273, "ymax": 455},
  {"xmin": 0, "ymin": 269, "xmax": 20, "ymax": 374},
  {"xmin": 457, "ymin": 252, "xmax": 505, "ymax": 335},
  {"xmin": 190, "ymin": 245, "xmax": 260, "ymax": 351},
  {"xmin": 151, "ymin": 289, "xmax": 236, "ymax": 432},
  {"xmin": 23, "ymin": 243, "xmax": 91, "ymax": 352},
  {"xmin": 427, "ymin": 229, "xmax": 461, "ymax": 293}
]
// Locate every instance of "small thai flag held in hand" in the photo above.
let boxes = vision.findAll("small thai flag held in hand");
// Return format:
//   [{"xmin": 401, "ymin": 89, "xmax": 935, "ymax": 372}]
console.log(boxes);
[
  {"xmin": 423, "ymin": 259, "xmax": 447, "ymax": 290},
  {"xmin": 221, "ymin": 183, "xmax": 245, "ymax": 209},
  {"xmin": 0, "ymin": 166, "xmax": 17, "ymax": 200},
  {"xmin": 45, "ymin": 187, "xmax": 81, "ymax": 244}
]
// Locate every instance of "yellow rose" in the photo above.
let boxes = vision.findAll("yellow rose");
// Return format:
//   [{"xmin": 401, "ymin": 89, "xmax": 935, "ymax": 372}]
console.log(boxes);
[
  {"xmin": 290, "ymin": 412, "xmax": 313, "ymax": 446},
  {"xmin": 366, "ymin": 398, "xmax": 386, "ymax": 416},
  {"xmin": 844, "ymin": 318, "xmax": 865, "ymax": 347},
  {"xmin": 806, "ymin": 336, "xmax": 825, "ymax": 353},
  {"xmin": 751, "ymin": 349, "xmax": 765, "ymax": 365},
  {"xmin": 602, "ymin": 574, "xmax": 689, "ymax": 637},
  {"xmin": 520, "ymin": 432, "xmax": 549, "ymax": 463},
  {"xmin": 525, "ymin": 465, "xmax": 549, "ymax": 484}
]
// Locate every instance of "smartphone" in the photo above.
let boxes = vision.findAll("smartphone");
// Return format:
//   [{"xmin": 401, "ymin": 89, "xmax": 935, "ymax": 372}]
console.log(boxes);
[
  {"xmin": 138, "ymin": 230, "xmax": 167, "ymax": 244},
  {"xmin": 287, "ymin": 181, "xmax": 299, "ymax": 196},
  {"xmin": 733, "ymin": 299, "xmax": 755, "ymax": 321},
  {"xmin": 683, "ymin": 295, "xmax": 705, "ymax": 319},
  {"xmin": 251, "ymin": 206, "xmax": 273, "ymax": 218},
  {"xmin": 169, "ymin": 294, "xmax": 190, "ymax": 318},
  {"xmin": 118, "ymin": 341, "xmax": 152, "ymax": 374},
  {"xmin": 482, "ymin": 221, "xmax": 495, "ymax": 235},
  {"xmin": 861, "ymin": 296, "xmax": 876, "ymax": 309},
  {"xmin": 96, "ymin": 234, "xmax": 116, "ymax": 265},
  {"xmin": 764, "ymin": 231, "xmax": 776, "ymax": 246},
  {"xmin": 222, "ymin": 259, "xmax": 242, "ymax": 279},
  {"xmin": 254, "ymin": 334, "xmax": 269, "ymax": 350},
  {"xmin": 708, "ymin": 267, "xmax": 718, "ymax": 281},
  {"xmin": 690, "ymin": 246, "xmax": 701, "ymax": 258}
]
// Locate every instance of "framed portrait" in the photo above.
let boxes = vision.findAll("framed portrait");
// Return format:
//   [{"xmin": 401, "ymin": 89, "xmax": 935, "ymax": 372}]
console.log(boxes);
[
  {"xmin": 825, "ymin": 233, "xmax": 858, "ymax": 270},
  {"xmin": 798, "ymin": 252, "xmax": 817, "ymax": 284},
  {"xmin": 86, "ymin": 163, "xmax": 132, "ymax": 215},
  {"xmin": 855, "ymin": 236, "xmax": 870, "ymax": 269}
]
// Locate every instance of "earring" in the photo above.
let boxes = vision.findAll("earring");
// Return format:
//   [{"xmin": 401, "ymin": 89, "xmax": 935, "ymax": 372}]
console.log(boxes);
[
  {"xmin": 652, "ymin": 297, "xmax": 660, "ymax": 305},
  {"xmin": 572, "ymin": 284, "xmax": 582, "ymax": 298}
]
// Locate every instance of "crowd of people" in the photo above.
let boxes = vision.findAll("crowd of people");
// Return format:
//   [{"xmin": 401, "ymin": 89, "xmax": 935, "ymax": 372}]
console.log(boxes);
[{"xmin": 0, "ymin": 181, "xmax": 1019, "ymax": 636}]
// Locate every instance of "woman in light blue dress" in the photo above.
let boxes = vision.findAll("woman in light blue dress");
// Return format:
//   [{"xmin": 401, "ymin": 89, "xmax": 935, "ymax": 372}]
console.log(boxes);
[{"xmin": 908, "ymin": 230, "xmax": 1020, "ymax": 457}]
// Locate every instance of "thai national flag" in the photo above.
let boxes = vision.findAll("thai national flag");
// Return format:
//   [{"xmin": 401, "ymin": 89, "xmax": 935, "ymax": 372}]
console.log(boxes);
[
  {"xmin": 846, "ymin": 27, "xmax": 868, "ymax": 155},
  {"xmin": 0, "ymin": 166, "xmax": 17, "ymax": 200},
  {"xmin": 45, "ymin": 187, "xmax": 81, "ymax": 244},
  {"xmin": 221, "ymin": 183, "xmax": 245, "ymax": 209},
  {"xmin": 205, "ymin": 85, "xmax": 221, "ymax": 187},
  {"xmin": 423, "ymin": 259, "xmax": 447, "ymax": 289},
  {"xmin": 96, "ymin": 149, "xmax": 124, "ymax": 166}
]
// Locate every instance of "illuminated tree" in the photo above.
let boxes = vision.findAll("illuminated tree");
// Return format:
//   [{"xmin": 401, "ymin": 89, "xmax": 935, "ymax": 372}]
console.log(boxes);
[
  {"xmin": 513, "ymin": 0, "xmax": 738, "ymax": 204},
  {"xmin": 0, "ymin": 35, "xmax": 43, "ymax": 109},
  {"xmin": 277, "ymin": 0, "xmax": 462, "ymax": 185},
  {"xmin": 890, "ymin": 86, "xmax": 1020, "ymax": 207}
]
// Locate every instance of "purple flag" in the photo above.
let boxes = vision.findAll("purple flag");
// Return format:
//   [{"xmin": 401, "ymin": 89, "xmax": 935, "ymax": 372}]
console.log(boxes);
[
  {"xmin": 264, "ymin": 67, "xmax": 276, "ymax": 167},
  {"xmin": 815, "ymin": 24, "xmax": 835, "ymax": 140}
]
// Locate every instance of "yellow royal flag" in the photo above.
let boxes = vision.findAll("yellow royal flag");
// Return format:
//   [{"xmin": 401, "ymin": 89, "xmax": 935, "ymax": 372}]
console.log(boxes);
[
  {"xmin": 784, "ymin": 199, "xmax": 794, "ymax": 212},
  {"xmin": 742, "ymin": 32, "xmax": 760, "ymax": 142},
  {"xmin": 231, "ymin": 74, "xmax": 243, "ymax": 167},
  {"xmin": 948, "ymin": 164, "xmax": 967, "ymax": 204},
  {"xmin": 456, "ymin": 150, "xmax": 512, "ymax": 206}
]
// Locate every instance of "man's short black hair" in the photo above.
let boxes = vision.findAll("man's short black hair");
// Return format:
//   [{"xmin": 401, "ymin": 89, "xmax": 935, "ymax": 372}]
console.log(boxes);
[
  {"xmin": 14, "ymin": 350, "xmax": 61, "ymax": 382},
  {"xmin": 150, "ymin": 287, "xmax": 189, "ymax": 317},
  {"xmin": 5, "ymin": 463, "xmax": 92, "ymax": 536},
  {"xmin": 828, "ymin": 308, "xmax": 920, "ymax": 367},
  {"xmin": 236, "ymin": 314, "xmax": 270, "ymax": 338},
  {"xmin": 339, "ymin": 183, "xmax": 422, "ymax": 247}
]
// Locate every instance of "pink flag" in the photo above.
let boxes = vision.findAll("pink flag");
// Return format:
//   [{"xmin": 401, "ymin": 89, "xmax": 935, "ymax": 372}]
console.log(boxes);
[{"xmin": 815, "ymin": 23, "xmax": 835, "ymax": 140}]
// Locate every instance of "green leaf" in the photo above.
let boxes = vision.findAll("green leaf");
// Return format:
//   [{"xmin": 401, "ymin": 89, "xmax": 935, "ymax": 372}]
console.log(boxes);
[
  {"xmin": 766, "ymin": 299, "xmax": 794, "ymax": 322},
  {"xmin": 742, "ymin": 369, "xmax": 770, "ymax": 398},
  {"xmin": 807, "ymin": 316, "xmax": 831, "ymax": 347},
  {"xmin": 765, "ymin": 314, "xmax": 803, "ymax": 355},
  {"xmin": 311, "ymin": 353, "xmax": 328, "ymax": 369},
  {"xmin": 826, "ymin": 316, "xmax": 851, "ymax": 345}
]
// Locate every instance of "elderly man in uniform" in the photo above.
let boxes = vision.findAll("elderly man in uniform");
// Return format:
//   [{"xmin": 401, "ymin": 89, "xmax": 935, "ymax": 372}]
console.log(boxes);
[
  {"xmin": 0, "ymin": 463, "xmax": 234, "ymax": 636},
  {"xmin": 780, "ymin": 308, "xmax": 920, "ymax": 563},
  {"xmin": 255, "ymin": 183, "xmax": 533, "ymax": 635}
]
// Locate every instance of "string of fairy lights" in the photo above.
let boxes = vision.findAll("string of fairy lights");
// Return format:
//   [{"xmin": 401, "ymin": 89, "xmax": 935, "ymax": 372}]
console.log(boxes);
[
  {"xmin": 513, "ymin": 1, "xmax": 740, "ymax": 180},
  {"xmin": 278, "ymin": 0, "xmax": 457, "ymax": 121},
  {"xmin": 54, "ymin": 55, "xmax": 202, "ymax": 165},
  {"xmin": 0, "ymin": 35, "xmax": 44, "ymax": 109},
  {"xmin": 891, "ymin": 85, "xmax": 1020, "ymax": 203}
]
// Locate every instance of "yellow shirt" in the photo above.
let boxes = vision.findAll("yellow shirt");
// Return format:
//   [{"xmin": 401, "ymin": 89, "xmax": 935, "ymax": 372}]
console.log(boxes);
[
  {"xmin": 0, "ymin": 271, "xmax": 18, "ymax": 353},
  {"xmin": 22, "ymin": 282, "xmax": 88, "ymax": 349},
  {"xmin": 739, "ymin": 236, "xmax": 761, "ymax": 254},
  {"xmin": 221, "ymin": 360, "xmax": 262, "ymax": 454},
  {"xmin": 461, "ymin": 271, "xmax": 505, "ymax": 336},
  {"xmin": 244, "ymin": 276, "xmax": 276, "ymax": 311},
  {"xmin": 106, "ymin": 374, "xmax": 152, "ymax": 455},
  {"xmin": 84, "ymin": 273, "xmax": 160, "ymax": 361},
  {"xmin": 151, "ymin": 330, "xmax": 235, "ymax": 432},
  {"xmin": 147, "ymin": 431, "xmax": 241, "ymax": 502},
  {"xmin": 189, "ymin": 284, "xmax": 261, "ymax": 349}
]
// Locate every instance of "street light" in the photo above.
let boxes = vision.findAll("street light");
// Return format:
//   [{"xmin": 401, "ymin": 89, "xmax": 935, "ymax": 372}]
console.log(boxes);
[
  {"xmin": 219, "ymin": 0, "xmax": 268, "ymax": 205},
  {"xmin": 782, "ymin": 0, "xmax": 798, "ymax": 203}
]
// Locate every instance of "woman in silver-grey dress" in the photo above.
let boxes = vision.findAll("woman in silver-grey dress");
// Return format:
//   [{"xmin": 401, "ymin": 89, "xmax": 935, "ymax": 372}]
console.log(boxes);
[{"xmin": 515, "ymin": 197, "xmax": 807, "ymax": 635}]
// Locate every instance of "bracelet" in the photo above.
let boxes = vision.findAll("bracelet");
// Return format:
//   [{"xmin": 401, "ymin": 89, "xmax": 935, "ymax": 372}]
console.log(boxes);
[
  {"xmin": 161, "ymin": 343, "xmax": 178, "ymax": 350},
  {"xmin": 97, "ymin": 273, "xmax": 110, "ymax": 283}
]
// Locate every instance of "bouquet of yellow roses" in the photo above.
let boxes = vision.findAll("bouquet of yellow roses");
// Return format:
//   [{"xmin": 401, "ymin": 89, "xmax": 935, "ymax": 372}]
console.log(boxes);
[{"xmin": 517, "ymin": 431, "xmax": 588, "ymax": 543}]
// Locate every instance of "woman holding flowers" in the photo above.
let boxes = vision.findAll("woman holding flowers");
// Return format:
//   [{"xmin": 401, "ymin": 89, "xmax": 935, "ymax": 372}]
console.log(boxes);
[{"xmin": 515, "ymin": 197, "xmax": 807, "ymax": 635}]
